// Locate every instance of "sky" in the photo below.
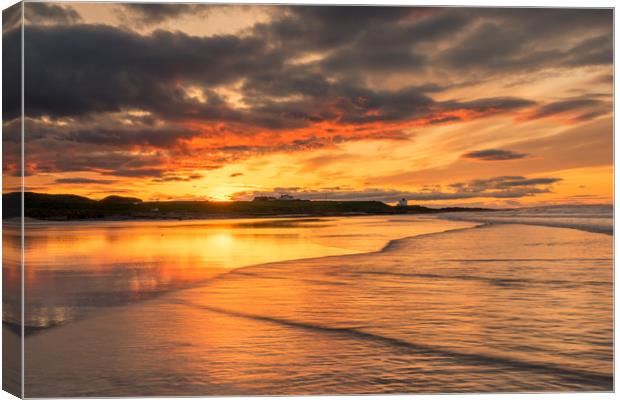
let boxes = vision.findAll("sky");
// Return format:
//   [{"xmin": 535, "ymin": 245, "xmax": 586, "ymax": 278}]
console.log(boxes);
[{"xmin": 2, "ymin": 3, "xmax": 614, "ymax": 206}]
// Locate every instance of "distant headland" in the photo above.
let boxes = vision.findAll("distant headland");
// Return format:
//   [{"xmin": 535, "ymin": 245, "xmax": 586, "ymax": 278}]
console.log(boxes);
[{"xmin": 3, "ymin": 192, "xmax": 497, "ymax": 221}]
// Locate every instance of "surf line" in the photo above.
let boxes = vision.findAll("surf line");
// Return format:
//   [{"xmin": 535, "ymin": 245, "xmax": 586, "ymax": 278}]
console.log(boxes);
[{"xmin": 171, "ymin": 299, "xmax": 613, "ymax": 387}]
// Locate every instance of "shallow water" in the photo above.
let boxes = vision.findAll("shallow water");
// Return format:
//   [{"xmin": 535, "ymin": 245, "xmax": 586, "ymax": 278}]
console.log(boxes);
[
  {"xmin": 10, "ymin": 216, "xmax": 472, "ymax": 330},
  {"xmin": 11, "ymin": 211, "xmax": 615, "ymax": 395}
]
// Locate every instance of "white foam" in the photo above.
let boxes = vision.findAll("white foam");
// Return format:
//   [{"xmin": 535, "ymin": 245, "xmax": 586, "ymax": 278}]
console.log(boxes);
[{"xmin": 439, "ymin": 205, "xmax": 613, "ymax": 235}]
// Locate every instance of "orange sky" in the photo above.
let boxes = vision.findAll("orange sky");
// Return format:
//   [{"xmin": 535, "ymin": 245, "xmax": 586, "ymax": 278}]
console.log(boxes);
[{"xmin": 3, "ymin": 4, "xmax": 613, "ymax": 207}]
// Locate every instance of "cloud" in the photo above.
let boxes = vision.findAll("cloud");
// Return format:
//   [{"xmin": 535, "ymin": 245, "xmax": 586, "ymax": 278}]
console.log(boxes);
[
  {"xmin": 55, "ymin": 178, "xmax": 117, "ymax": 185},
  {"xmin": 256, "ymin": 7, "xmax": 611, "ymax": 80},
  {"xmin": 233, "ymin": 175, "xmax": 562, "ymax": 202},
  {"xmin": 2, "ymin": 3, "xmax": 22, "ymax": 33},
  {"xmin": 116, "ymin": 4, "xmax": 210, "ymax": 26},
  {"xmin": 461, "ymin": 149, "xmax": 529, "ymax": 161},
  {"xmin": 63, "ymin": 125, "xmax": 203, "ymax": 148},
  {"xmin": 316, "ymin": 11, "xmax": 470, "ymax": 76},
  {"xmin": 253, "ymin": 6, "xmax": 431, "ymax": 55},
  {"xmin": 438, "ymin": 9, "xmax": 612, "ymax": 74},
  {"xmin": 14, "ymin": 6, "xmax": 612, "ymax": 190},
  {"xmin": 215, "ymin": 136, "xmax": 330, "ymax": 155},
  {"xmin": 100, "ymin": 168, "xmax": 166, "ymax": 178},
  {"xmin": 456, "ymin": 176, "xmax": 562, "ymax": 189},
  {"xmin": 12, "ymin": 8, "xmax": 574, "ymax": 175},
  {"xmin": 24, "ymin": 148, "xmax": 166, "ymax": 177},
  {"xmin": 3, "ymin": 26, "xmax": 21, "ymax": 121},
  {"xmin": 21, "ymin": 24, "xmax": 275, "ymax": 120},
  {"xmin": 18, "ymin": 19, "xmax": 537, "ymax": 132},
  {"xmin": 229, "ymin": 173, "xmax": 244, "ymax": 178},
  {"xmin": 152, "ymin": 173, "xmax": 204, "ymax": 183},
  {"xmin": 525, "ymin": 96, "xmax": 611, "ymax": 121},
  {"xmin": 592, "ymin": 74, "xmax": 613, "ymax": 84},
  {"xmin": 25, "ymin": 3, "xmax": 82, "ymax": 25},
  {"xmin": 20, "ymin": 7, "xmax": 596, "ymax": 126}
]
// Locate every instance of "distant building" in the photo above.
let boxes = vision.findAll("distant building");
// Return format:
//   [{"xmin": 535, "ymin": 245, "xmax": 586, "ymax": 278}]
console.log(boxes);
[
  {"xmin": 151, "ymin": 207, "xmax": 159, "ymax": 212},
  {"xmin": 253, "ymin": 194, "xmax": 298, "ymax": 201},
  {"xmin": 397, "ymin": 198, "xmax": 408, "ymax": 207},
  {"xmin": 253, "ymin": 196, "xmax": 277, "ymax": 202}
]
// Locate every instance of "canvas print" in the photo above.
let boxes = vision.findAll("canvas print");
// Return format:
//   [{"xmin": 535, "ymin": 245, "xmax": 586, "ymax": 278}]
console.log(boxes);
[{"xmin": 1, "ymin": 2, "xmax": 614, "ymax": 397}]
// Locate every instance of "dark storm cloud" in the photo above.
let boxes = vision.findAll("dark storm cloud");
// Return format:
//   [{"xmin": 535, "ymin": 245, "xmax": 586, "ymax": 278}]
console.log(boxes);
[
  {"xmin": 13, "ymin": 116, "xmax": 202, "ymax": 150},
  {"xmin": 20, "ymin": 7, "xmax": 609, "ymax": 124},
  {"xmin": 20, "ymin": 7, "xmax": 613, "ymax": 116},
  {"xmin": 117, "ymin": 4, "xmax": 208, "ymax": 26},
  {"xmin": 482, "ymin": 7, "xmax": 613, "ymax": 32},
  {"xmin": 241, "ymin": 67, "xmax": 332, "ymax": 100},
  {"xmin": 21, "ymin": 24, "xmax": 278, "ymax": 120},
  {"xmin": 241, "ymin": 69, "xmax": 455, "ymax": 126},
  {"xmin": 320, "ymin": 47, "xmax": 426, "ymax": 75},
  {"xmin": 2, "ymin": 2, "xmax": 22, "ymax": 33},
  {"xmin": 19, "ymin": 17, "xmax": 537, "ymax": 133},
  {"xmin": 25, "ymin": 3, "xmax": 81, "ymax": 24},
  {"xmin": 241, "ymin": 83, "xmax": 437, "ymax": 127},
  {"xmin": 335, "ymin": 85, "xmax": 435, "ymax": 124},
  {"xmin": 3, "ymin": 26, "xmax": 21, "ymax": 121},
  {"xmin": 100, "ymin": 168, "xmax": 166, "ymax": 178},
  {"xmin": 461, "ymin": 149, "xmax": 529, "ymax": 161},
  {"xmin": 116, "ymin": 4, "xmax": 276, "ymax": 26},
  {"xmin": 318, "ymin": 11, "xmax": 470, "ymax": 75},
  {"xmin": 63, "ymin": 126, "xmax": 202, "ymax": 148},
  {"xmin": 243, "ymin": 73, "xmax": 534, "ymax": 127},
  {"xmin": 258, "ymin": 7, "xmax": 611, "ymax": 77},
  {"xmin": 216, "ymin": 136, "xmax": 330, "ymax": 154},
  {"xmin": 439, "ymin": 8, "xmax": 612, "ymax": 73},
  {"xmin": 233, "ymin": 174, "xmax": 562, "ymax": 202},
  {"xmin": 563, "ymin": 34, "xmax": 613, "ymax": 67},
  {"xmin": 26, "ymin": 148, "xmax": 166, "ymax": 177},
  {"xmin": 454, "ymin": 97, "xmax": 535, "ymax": 112},
  {"xmin": 1, "ymin": 116, "xmax": 21, "ymax": 143},
  {"xmin": 18, "ymin": 6, "xmax": 612, "ymax": 179},
  {"xmin": 253, "ymin": 6, "xmax": 427, "ymax": 53},
  {"xmin": 527, "ymin": 97, "xmax": 610, "ymax": 121},
  {"xmin": 55, "ymin": 178, "xmax": 117, "ymax": 184}
]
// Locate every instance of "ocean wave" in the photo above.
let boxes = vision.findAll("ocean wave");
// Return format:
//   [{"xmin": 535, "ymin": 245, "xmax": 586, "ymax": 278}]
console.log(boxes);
[
  {"xmin": 173, "ymin": 299, "xmax": 613, "ymax": 387},
  {"xmin": 340, "ymin": 270, "xmax": 611, "ymax": 289},
  {"xmin": 439, "ymin": 205, "xmax": 613, "ymax": 235}
]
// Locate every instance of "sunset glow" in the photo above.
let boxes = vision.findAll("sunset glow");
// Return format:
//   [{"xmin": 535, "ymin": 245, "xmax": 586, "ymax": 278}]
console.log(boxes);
[{"xmin": 4, "ymin": 4, "xmax": 613, "ymax": 207}]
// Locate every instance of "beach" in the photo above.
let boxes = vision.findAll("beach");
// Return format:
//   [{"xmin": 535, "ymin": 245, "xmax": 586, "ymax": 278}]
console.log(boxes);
[
  {"xmin": 5, "ymin": 4, "xmax": 613, "ymax": 397},
  {"xmin": 9, "ymin": 208, "xmax": 613, "ymax": 396}
]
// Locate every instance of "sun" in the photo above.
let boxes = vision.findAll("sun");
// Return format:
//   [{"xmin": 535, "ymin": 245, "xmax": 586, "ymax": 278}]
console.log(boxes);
[{"xmin": 207, "ymin": 186, "xmax": 236, "ymax": 202}]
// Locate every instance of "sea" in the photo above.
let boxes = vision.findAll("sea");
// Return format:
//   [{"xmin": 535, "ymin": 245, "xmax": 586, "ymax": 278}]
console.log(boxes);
[{"xmin": 2, "ymin": 204, "xmax": 613, "ymax": 396}]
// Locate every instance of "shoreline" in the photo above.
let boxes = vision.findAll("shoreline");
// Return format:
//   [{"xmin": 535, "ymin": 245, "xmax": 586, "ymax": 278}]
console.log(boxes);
[
  {"xmin": 8, "ymin": 210, "xmax": 612, "ymax": 237},
  {"xmin": 5, "ymin": 210, "xmax": 484, "ymax": 225},
  {"xmin": 8, "ymin": 212, "xmax": 386, "ymax": 224}
]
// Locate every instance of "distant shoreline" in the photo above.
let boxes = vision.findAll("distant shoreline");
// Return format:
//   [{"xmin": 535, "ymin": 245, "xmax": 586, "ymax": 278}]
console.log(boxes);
[
  {"xmin": 3, "ymin": 191, "xmax": 500, "ymax": 222},
  {"xmin": 6, "ymin": 210, "xmax": 493, "ymax": 224}
]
